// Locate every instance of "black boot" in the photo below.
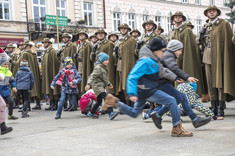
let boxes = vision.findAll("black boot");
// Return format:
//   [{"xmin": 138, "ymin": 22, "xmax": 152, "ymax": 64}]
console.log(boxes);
[
  {"xmin": 51, "ymin": 100, "xmax": 58, "ymax": 111},
  {"xmin": 21, "ymin": 111, "xmax": 29, "ymax": 118},
  {"xmin": 32, "ymin": 101, "xmax": 41, "ymax": 110},
  {"xmin": 45, "ymin": 99, "xmax": 54, "ymax": 110},
  {"xmin": 218, "ymin": 101, "xmax": 225, "ymax": 117},
  {"xmin": 210, "ymin": 100, "xmax": 218, "ymax": 116},
  {"xmin": 64, "ymin": 103, "xmax": 72, "ymax": 111},
  {"xmin": 0, "ymin": 122, "xmax": 13, "ymax": 135}
]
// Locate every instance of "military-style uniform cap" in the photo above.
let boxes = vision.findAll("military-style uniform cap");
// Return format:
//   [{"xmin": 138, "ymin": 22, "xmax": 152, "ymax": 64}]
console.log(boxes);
[
  {"xmin": 89, "ymin": 34, "xmax": 98, "ymax": 39},
  {"xmin": 142, "ymin": 20, "xmax": 157, "ymax": 30},
  {"xmin": 171, "ymin": 11, "xmax": 186, "ymax": 22},
  {"xmin": 78, "ymin": 31, "xmax": 88, "ymax": 39},
  {"xmin": 130, "ymin": 29, "xmax": 141, "ymax": 37},
  {"xmin": 18, "ymin": 42, "xmax": 25, "ymax": 46},
  {"xmin": 95, "ymin": 28, "xmax": 107, "ymax": 36},
  {"xmin": 42, "ymin": 38, "xmax": 52, "ymax": 44},
  {"xmin": 108, "ymin": 32, "xmax": 119, "ymax": 40},
  {"xmin": 157, "ymin": 26, "xmax": 164, "ymax": 33},
  {"xmin": 187, "ymin": 21, "xmax": 194, "ymax": 29},
  {"xmin": 24, "ymin": 40, "xmax": 35, "ymax": 47},
  {"xmin": 7, "ymin": 43, "xmax": 17, "ymax": 48},
  {"xmin": 118, "ymin": 23, "xmax": 131, "ymax": 31},
  {"xmin": 61, "ymin": 33, "xmax": 71, "ymax": 38},
  {"xmin": 204, "ymin": 5, "xmax": 221, "ymax": 17}
]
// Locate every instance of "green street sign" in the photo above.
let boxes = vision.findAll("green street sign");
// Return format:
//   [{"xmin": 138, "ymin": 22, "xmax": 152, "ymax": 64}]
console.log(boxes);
[{"xmin": 45, "ymin": 15, "xmax": 68, "ymax": 26}]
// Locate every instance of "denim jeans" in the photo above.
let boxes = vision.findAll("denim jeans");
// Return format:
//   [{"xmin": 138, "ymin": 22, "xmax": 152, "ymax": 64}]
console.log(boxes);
[
  {"xmin": 117, "ymin": 90, "xmax": 181, "ymax": 126},
  {"xmin": 56, "ymin": 91, "xmax": 77, "ymax": 116},
  {"xmin": 158, "ymin": 83, "xmax": 197, "ymax": 121}
]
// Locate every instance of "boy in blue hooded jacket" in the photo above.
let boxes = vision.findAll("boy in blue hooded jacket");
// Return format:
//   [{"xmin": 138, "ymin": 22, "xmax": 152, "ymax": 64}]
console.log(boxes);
[{"xmin": 102, "ymin": 38, "xmax": 193, "ymax": 137}]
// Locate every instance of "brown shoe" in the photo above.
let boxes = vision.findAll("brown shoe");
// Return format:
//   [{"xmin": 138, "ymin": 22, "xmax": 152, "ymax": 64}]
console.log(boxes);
[
  {"xmin": 201, "ymin": 94, "xmax": 208, "ymax": 102},
  {"xmin": 103, "ymin": 94, "xmax": 118, "ymax": 110},
  {"xmin": 171, "ymin": 123, "xmax": 193, "ymax": 137},
  {"xmin": 206, "ymin": 94, "xmax": 211, "ymax": 102}
]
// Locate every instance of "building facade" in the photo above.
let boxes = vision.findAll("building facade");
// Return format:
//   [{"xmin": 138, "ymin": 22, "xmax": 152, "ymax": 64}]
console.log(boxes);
[{"xmin": 0, "ymin": 0, "xmax": 232, "ymax": 47}]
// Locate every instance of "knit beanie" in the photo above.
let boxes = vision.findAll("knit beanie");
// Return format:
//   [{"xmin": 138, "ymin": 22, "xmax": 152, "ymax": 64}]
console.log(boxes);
[
  {"xmin": 0, "ymin": 57, "xmax": 9, "ymax": 66},
  {"xmin": 98, "ymin": 52, "xmax": 109, "ymax": 63},
  {"xmin": 20, "ymin": 60, "xmax": 28, "ymax": 66},
  {"xmin": 64, "ymin": 56, "xmax": 73, "ymax": 66},
  {"xmin": 167, "ymin": 40, "xmax": 183, "ymax": 53},
  {"xmin": 149, "ymin": 37, "xmax": 166, "ymax": 52}
]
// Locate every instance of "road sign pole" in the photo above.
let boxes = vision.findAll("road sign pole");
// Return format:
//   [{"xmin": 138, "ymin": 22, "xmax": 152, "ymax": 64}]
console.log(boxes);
[{"xmin": 56, "ymin": 0, "xmax": 59, "ymax": 49}]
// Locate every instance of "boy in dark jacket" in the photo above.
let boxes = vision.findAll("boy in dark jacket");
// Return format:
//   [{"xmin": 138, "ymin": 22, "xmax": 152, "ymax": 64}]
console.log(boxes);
[
  {"xmin": 157, "ymin": 39, "xmax": 211, "ymax": 127},
  {"xmin": 51, "ymin": 57, "xmax": 81, "ymax": 119},
  {"xmin": 0, "ymin": 57, "xmax": 18, "ymax": 120},
  {"xmin": 103, "ymin": 38, "xmax": 193, "ymax": 137},
  {"xmin": 15, "ymin": 60, "xmax": 35, "ymax": 118}
]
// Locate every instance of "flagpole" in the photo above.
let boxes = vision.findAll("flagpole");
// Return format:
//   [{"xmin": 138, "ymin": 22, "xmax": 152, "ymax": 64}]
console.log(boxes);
[{"xmin": 56, "ymin": 0, "xmax": 59, "ymax": 49}]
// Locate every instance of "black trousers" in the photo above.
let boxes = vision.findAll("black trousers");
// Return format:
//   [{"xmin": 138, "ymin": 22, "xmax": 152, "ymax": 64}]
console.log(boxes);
[
  {"xmin": 3, "ymin": 95, "xmax": 14, "ymax": 116},
  {"xmin": 90, "ymin": 92, "xmax": 113, "ymax": 114},
  {"xmin": 18, "ymin": 90, "xmax": 29, "ymax": 112}
]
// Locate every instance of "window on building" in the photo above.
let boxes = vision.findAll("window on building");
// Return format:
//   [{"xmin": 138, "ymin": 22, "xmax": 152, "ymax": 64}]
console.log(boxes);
[
  {"xmin": 57, "ymin": 0, "xmax": 66, "ymax": 16},
  {"xmin": 128, "ymin": 13, "xmax": 136, "ymax": 30},
  {"xmin": 223, "ymin": 0, "xmax": 229, "ymax": 7},
  {"xmin": 113, "ymin": 12, "xmax": 121, "ymax": 31},
  {"xmin": 182, "ymin": 0, "xmax": 188, "ymax": 3},
  {"xmin": 143, "ymin": 15, "xmax": 149, "ymax": 22},
  {"xmin": 210, "ymin": 0, "xmax": 215, "ymax": 5},
  {"xmin": 0, "ymin": 0, "xmax": 10, "ymax": 20},
  {"xmin": 196, "ymin": 19, "xmax": 202, "ymax": 34},
  {"xmin": 195, "ymin": 0, "xmax": 201, "ymax": 5},
  {"xmin": 155, "ymin": 16, "xmax": 161, "ymax": 27},
  {"xmin": 84, "ymin": 2, "xmax": 93, "ymax": 26},
  {"xmin": 167, "ymin": 16, "xmax": 172, "ymax": 33},
  {"xmin": 33, "ymin": 0, "xmax": 46, "ymax": 22}
]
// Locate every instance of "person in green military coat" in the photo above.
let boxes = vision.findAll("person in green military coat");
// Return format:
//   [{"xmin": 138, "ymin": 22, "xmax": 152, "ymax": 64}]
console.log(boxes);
[
  {"xmin": 57, "ymin": 33, "xmax": 78, "ymax": 69},
  {"xmin": 130, "ymin": 29, "xmax": 141, "ymax": 41},
  {"xmin": 114, "ymin": 24, "xmax": 137, "ymax": 105},
  {"xmin": 10, "ymin": 41, "xmax": 42, "ymax": 109},
  {"xmin": 74, "ymin": 31, "xmax": 93, "ymax": 94},
  {"xmin": 108, "ymin": 32, "xmax": 119, "ymax": 43},
  {"xmin": 170, "ymin": 11, "xmax": 206, "ymax": 97},
  {"xmin": 6, "ymin": 43, "xmax": 18, "ymax": 77},
  {"xmin": 41, "ymin": 38, "xmax": 61, "ymax": 111},
  {"xmin": 90, "ymin": 28, "xmax": 116, "ymax": 94},
  {"xmin": 89, "ymin": 34, "xmax": 98, "ymax": 46},
  {"xmin": 200, "ymin": 6, "xmax": 235, "ymax": 119}
]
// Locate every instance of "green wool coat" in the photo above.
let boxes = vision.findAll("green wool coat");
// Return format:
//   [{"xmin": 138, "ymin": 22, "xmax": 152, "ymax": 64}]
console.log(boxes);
[
  {"xmin": 76, "ymin": 40, "xmax": 93, "ymax": 93},
  {"xmin": 208, "ymin": 18, "xmax": 235, "ymax": 99},
  {"xmin": 59, "ymin": 42, "xmax": 78, "ymax": 69},
  {"xmin": 13, "ymin": 50, "xmax": 42, "ymax": 99},
  {"xmin": 94, "ymin": 39, "xmax": 115, "ymax": 94},
  {"xmin": 116, "ymin": 35, "xmax": 137, "ymax": 93},
  {"xmin": 87, "ymin": 63, "xmax": 110, "ymax": 97},
  {"xmin": 41, "ymin": 47, "xmax": 61, "ymax": 96},
  {"xmin": 173, "ymin": 24, "xmax": 205, "ymax": 96}
]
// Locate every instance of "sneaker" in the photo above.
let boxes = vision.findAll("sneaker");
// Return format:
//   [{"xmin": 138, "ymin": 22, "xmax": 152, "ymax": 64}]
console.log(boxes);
[
  {"xmin": 150, "ymin": 111, "xmax": 162, "ymax": 129},
  {"xmin": 142, "ymin": 112, "xmax": 149, "ymax": 120},
  {"xmin": 87, "ymin": 112, "xmax": 92, "ymax": 117},
  {"xmin": 192, "ymin": 116, "xmax": 211, "ymax": 128},
  {"xmin": 8, "ymin": 115, "xmax": 18, "ymax": 120},
  {"xmin": 92, "ymin": 113, "xmax": 99, "ymax": 119},
  {"xmin": 109, "ymin": 111, "xmax": 120, "ymax": 120},
  {"xmin": 55, "ymin": 115, "xmax": 61, "ymax": 119},
  {"xmin": 32, "ymin": 105, "xmax": 41, "ymax": 110},
  {"xmin": 0, "ymin": 122, "xmax": 13, "ymax": 135}
]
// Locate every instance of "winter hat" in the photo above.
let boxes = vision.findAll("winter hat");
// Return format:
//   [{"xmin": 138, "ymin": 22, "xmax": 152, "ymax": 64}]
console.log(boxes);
[
  {"xmin": 188, "ymin": 82, "xmax": 197, "ymax": 92},
  {"xmin": 0, "ymin": 57, "xmax": 9, "ymax": 66},
  {"xmin": 0, "ymin": 48, "xmax": 4, "ymax": 54},
  {"xmin": 64, "ymin": 57, "xmax": 73, "ymax": 66},
  {"xmin": 20, "ymin": 60, "xmax": 28, "ymax": 66},
  {"xmin": 98, "ymin": 52, "xmax": 109, "ymax": 63},
  {"xmin": 149, "ymin": 37, "xmax": 166, "ymax": 52},
  {"xmin": 167, "ymin": 40, "xmax": 183, "ymax": 53}
]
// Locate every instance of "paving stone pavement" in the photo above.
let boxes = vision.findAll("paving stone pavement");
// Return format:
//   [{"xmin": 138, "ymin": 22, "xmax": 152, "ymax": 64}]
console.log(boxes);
[{"xmin": 0, "ymin": 100, "xmax": 235, "ymax": 156}]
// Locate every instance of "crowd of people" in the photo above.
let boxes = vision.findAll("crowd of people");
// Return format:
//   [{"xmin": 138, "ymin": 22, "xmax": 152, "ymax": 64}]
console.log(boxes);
[{"xmin": 0, "ymin": 6, "xmax": 235, "ymax": 136}]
